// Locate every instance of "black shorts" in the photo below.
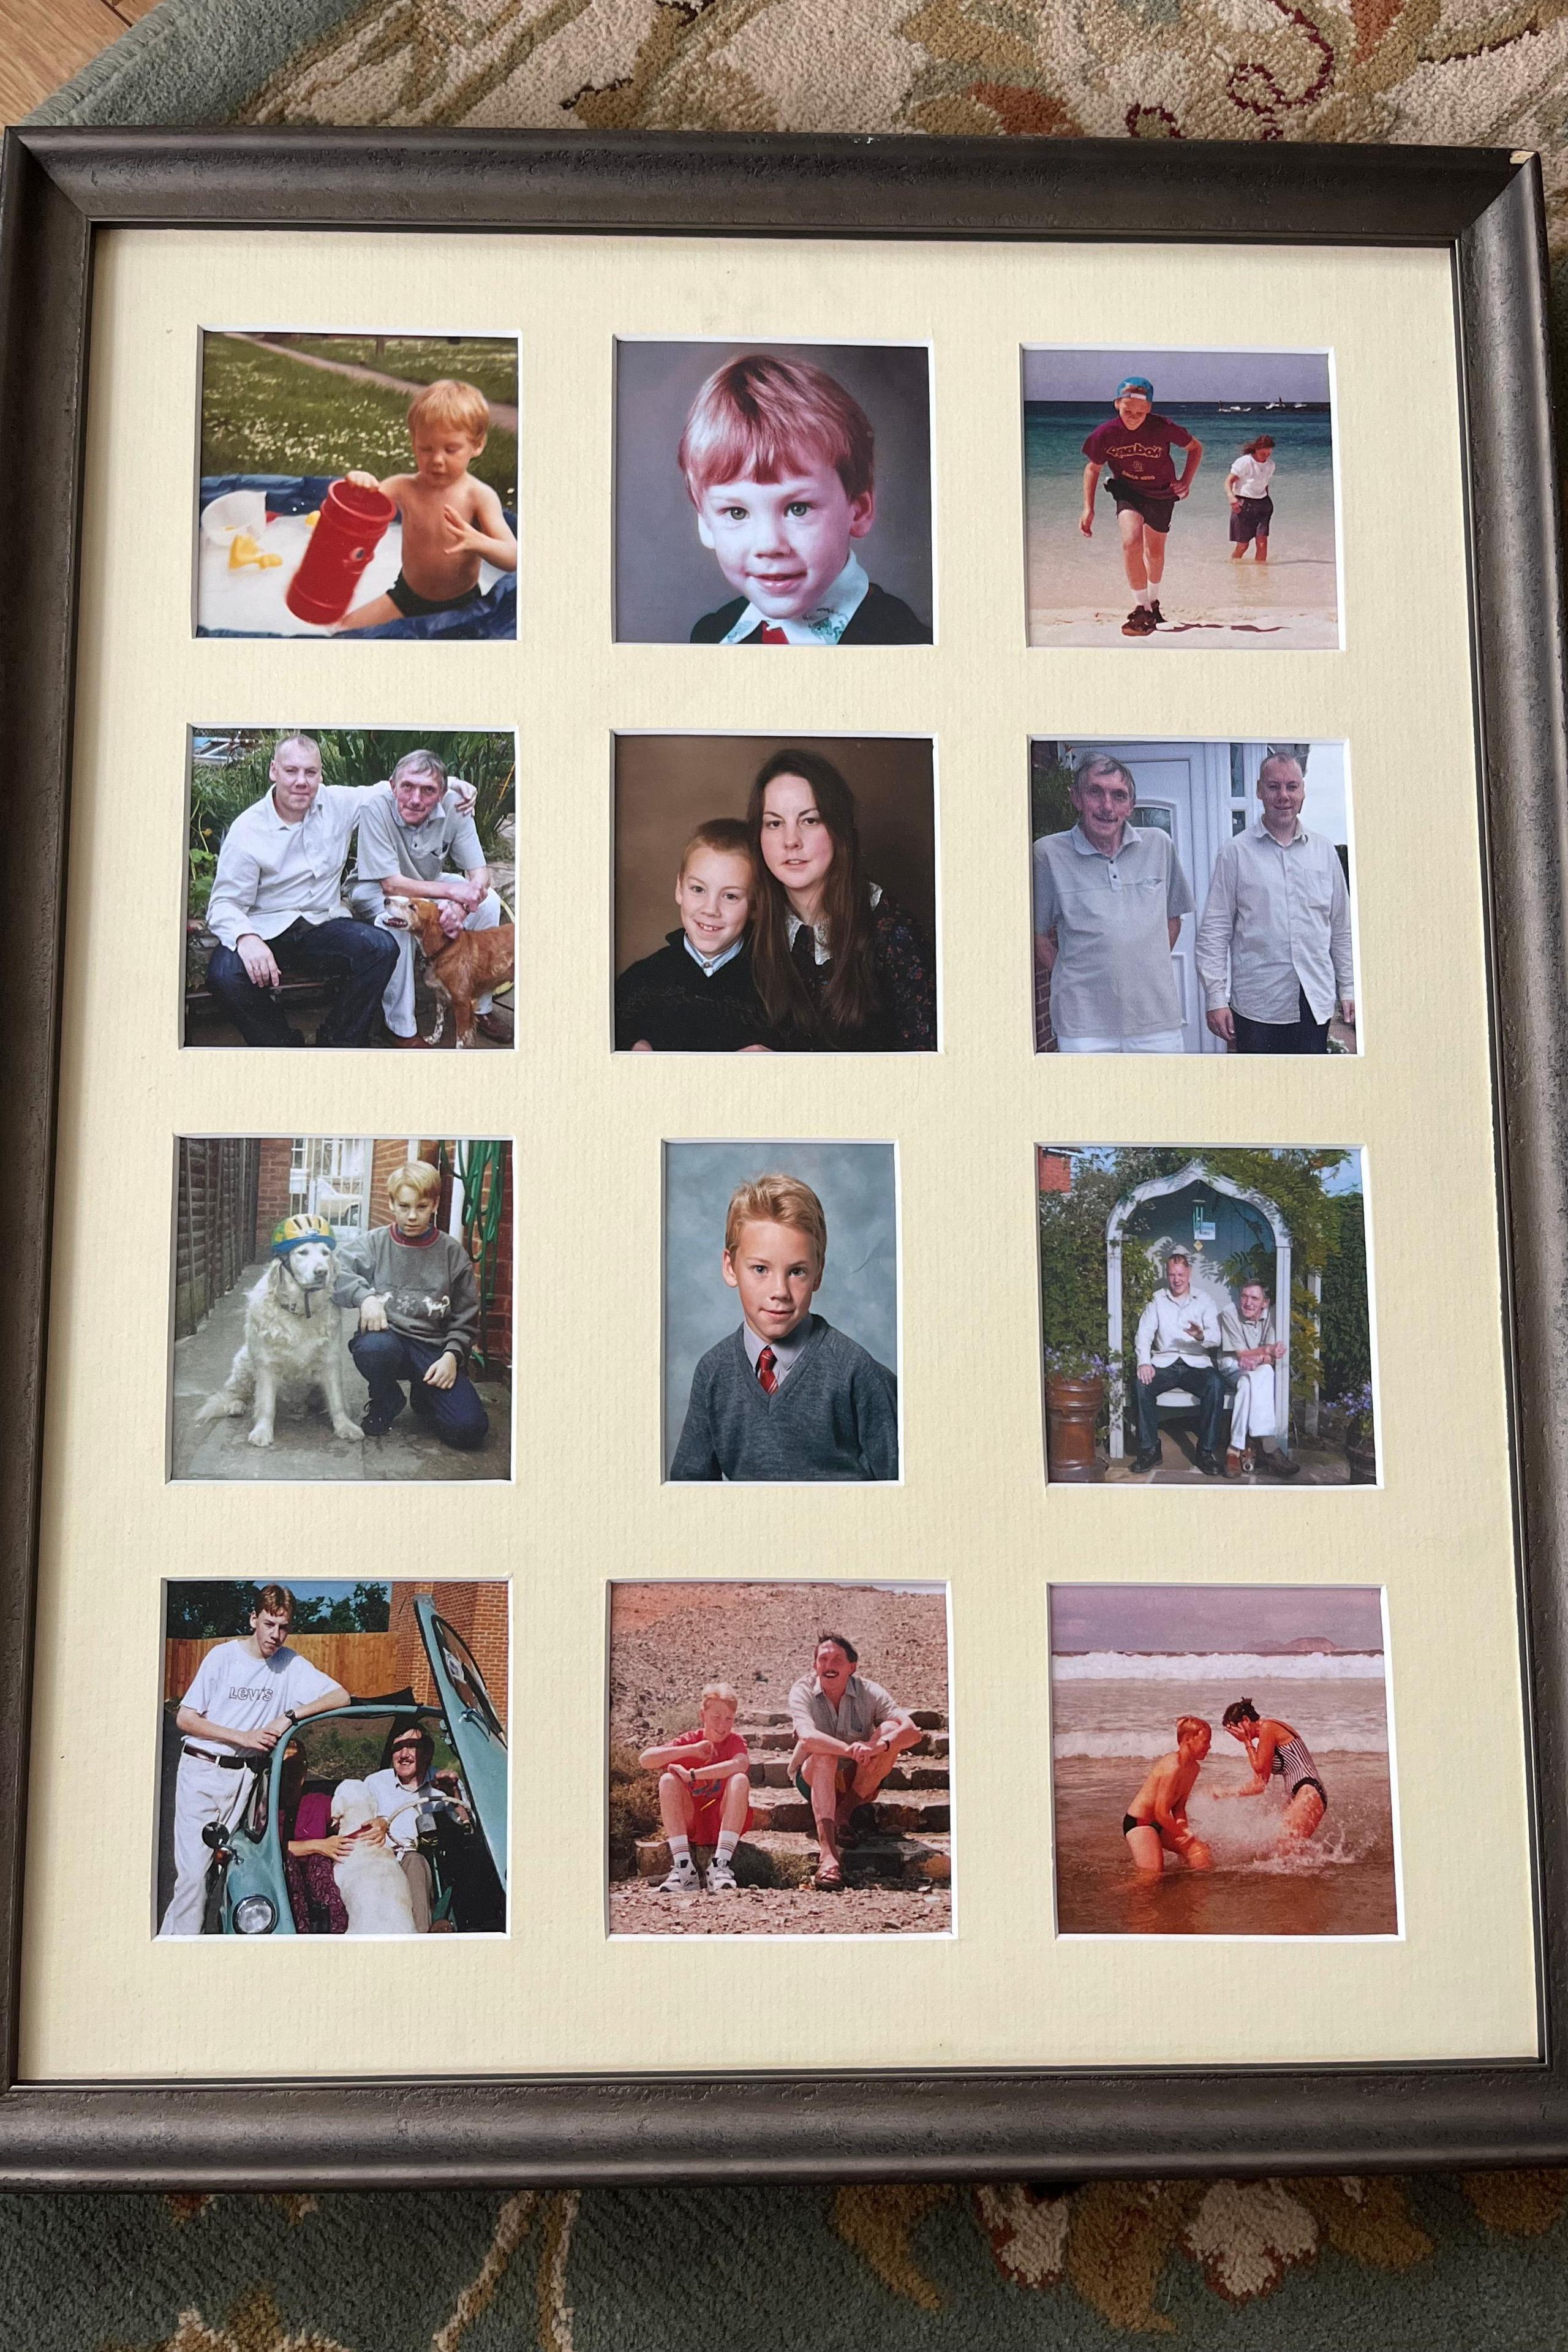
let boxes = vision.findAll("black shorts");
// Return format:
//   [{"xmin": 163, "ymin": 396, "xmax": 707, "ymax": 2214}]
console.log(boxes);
[
  {"xmin": 386, "ymin": 572, "xmax": 485, "ymax": 618},
  {"xmin": 1108, "ymin": 478, "xmax": 1176, "ymax": 535},
  {"xmin": 1229, "ymin": 494, "xmax": 1275, "ymax": 544},
  {"xmin": 1123, "ymin": 1814, "xmax": 1161, "ymax": 1839}
]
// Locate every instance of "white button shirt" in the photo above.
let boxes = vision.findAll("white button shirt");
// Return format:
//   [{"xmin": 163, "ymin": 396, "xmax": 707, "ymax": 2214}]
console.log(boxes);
[
  {"xmin": 1196, "ymin": 819, "xmax": 1354, "ymax": 1025},
  {"xmin": 1137, "ymin": 1286, "xmax": 1223, "ymax": 1369},
  {"xmin": 206, "ymin": 784, "xmax": 380, "ymax": 949}
]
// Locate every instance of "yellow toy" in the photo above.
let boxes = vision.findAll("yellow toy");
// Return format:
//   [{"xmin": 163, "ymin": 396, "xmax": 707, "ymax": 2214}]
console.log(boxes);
[{"xmin": 227, "ymin": 531, "xmax": 282, "ymax": 573}]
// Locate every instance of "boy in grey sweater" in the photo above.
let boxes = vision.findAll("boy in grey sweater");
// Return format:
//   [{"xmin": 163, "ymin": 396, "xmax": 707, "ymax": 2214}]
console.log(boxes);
[
  {"xmin": 669, "ymin": 1174, "xmax": 898, "ymax": 1482},
  {"xmin": 333, "ymin": 1158, "xmax": 488, "ymax": 1450}
]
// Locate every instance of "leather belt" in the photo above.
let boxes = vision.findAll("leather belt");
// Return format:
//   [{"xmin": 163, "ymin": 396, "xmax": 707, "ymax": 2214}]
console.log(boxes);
[{"xmin": 182, "ymin": 1743, "xmax": 252, "ymax": 1770}]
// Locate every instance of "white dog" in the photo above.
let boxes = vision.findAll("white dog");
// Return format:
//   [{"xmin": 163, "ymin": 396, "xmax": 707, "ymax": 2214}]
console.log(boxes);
[
  {"xmin": 194, "ymin": 1234, "xmax": 362, "ymax": 1450},
  {"xmin": 330, "ymin": 1780, "xmax": 418, "ymax": 1936}
]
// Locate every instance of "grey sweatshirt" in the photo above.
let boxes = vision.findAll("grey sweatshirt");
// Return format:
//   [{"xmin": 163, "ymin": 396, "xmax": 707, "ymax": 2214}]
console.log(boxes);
[
  {"xmin": 669, "ymin": 1316, "xmax": 899, "ymax": 1482},
  {"xmin": 333, "ymin": 1225, "xmax": 481, "ymax": 1367}
]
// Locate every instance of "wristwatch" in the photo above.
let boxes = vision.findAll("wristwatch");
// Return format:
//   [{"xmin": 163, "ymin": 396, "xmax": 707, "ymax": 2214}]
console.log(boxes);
[{"xmin": 284, "ymin": 1709, "xmax": 299, "ymax": 1726}]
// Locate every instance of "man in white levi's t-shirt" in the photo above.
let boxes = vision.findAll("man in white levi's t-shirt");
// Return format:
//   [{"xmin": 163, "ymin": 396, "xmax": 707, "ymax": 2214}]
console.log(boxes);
[
  {"xmin": 159, "ymin": 1583, "xmax": 348, "ymax": 1936},
  {"xmin": 1227, "ymin": 434, "xmax": 1276, "ymax": 563}
]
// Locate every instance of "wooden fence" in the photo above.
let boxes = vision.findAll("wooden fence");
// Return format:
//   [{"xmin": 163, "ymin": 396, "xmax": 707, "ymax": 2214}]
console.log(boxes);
[
  {"xmin": 164, "ymin": 1632, "xmax": 403, "ymax": 1705},
  {"xmin": 174, "ymin": 1139, "xmax": 261, "ymax": 1338}
]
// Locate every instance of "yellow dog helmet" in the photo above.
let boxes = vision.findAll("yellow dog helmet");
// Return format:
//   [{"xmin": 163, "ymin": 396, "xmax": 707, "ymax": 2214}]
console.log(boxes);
[{"xmin": 270, "ymin": 1213, "xmax": 336, "ymax": 1259}]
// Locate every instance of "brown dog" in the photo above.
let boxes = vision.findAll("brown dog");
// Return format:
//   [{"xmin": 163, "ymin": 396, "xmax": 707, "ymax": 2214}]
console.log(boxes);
[{"xmin": 383, "ymin": 896, "xmax": 514, "ymax": 1047}]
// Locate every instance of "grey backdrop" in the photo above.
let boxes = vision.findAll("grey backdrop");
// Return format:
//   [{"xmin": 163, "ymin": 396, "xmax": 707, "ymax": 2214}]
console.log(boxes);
[
  {"xmin": 614, "ymin": 341, "xmax": 934, "ymax": 643},
  {"xmin": 614, "ymin": 734, "xmax": 937, "ymax": 977},
  {"xmin": 662, "ymin": 1140, "xmax": 899, "ymax": 1474}
]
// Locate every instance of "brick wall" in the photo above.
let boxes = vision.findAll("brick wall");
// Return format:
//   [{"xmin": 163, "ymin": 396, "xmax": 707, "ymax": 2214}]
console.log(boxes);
[
  {"xmin": 390, "ymin": 1578, "xmax": 508, "ymax": 1728},
  {"xmin": 254, "ymin": 1137, "xmax": 295, "ymax": 1257},
  {"xmin": 1038, "ymin": 1148, "xmax": 1072, "ymax": 1195}
]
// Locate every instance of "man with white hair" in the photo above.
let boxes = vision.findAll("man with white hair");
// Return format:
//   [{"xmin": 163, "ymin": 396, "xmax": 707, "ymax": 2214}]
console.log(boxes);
[
  {"xmin": 203, "ymin": 732, "xmax": 399, "ymax": 1047},
  {"xmin": 1032, "ymin": 753, "xmax": 1194, "ymax": 1052},
  {"xmin": 349, "ymin": 747, "xmax": 508, "ymax": 1047},
  {"xmin": 1196, "ymin": 751, "xmax": 1355, "ymax": 1055},
  {"xmin": 1219, "ymin": 1278, "xmax": 1300, "ymax": 1479}
]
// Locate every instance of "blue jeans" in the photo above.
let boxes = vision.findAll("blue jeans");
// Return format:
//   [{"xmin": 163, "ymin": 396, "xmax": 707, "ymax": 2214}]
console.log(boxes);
[
  {"xmin": 1136, "ymin": 1362, "xmax": 1224, "ymax": 1460},
  {"xmin": 205, "ymin": 917, "xmax": 398, "ymax": 1047},
  {"xmin": 348, "ymin": 1329, "xmax": 489, "ymax": 1451}
]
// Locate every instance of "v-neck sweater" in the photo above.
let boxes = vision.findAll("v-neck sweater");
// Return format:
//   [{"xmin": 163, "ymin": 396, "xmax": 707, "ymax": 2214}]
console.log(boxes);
[{"xmin": 669, "ymin": 1315, "xmax": 899, "ymax": 1482}]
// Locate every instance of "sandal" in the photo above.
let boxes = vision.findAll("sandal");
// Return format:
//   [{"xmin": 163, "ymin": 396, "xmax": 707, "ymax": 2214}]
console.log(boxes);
[{"xmin": 814, "ymin": 1858, "xmax": 845, "ymax": 1891}]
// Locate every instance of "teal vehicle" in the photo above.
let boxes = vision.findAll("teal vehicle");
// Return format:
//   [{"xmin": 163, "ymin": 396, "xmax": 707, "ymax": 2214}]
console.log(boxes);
[{"xmin": 210, "ymin": 1597, "xmax": 507, "ymax": 1936}]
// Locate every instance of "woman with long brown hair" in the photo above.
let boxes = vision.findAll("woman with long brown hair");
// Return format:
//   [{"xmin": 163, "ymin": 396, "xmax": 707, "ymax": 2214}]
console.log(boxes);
[{"xmin": 745, "ymin": 748, "xmax": 936, "ymax": 1050}]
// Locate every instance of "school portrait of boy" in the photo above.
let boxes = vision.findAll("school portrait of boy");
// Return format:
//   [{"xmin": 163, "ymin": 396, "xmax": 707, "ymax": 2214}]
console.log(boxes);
[
  {"xmin": 1022, "ymin": 348, "xmax": 1338, "ymax": 650},
  {"xmin": 662, "ymin": 1142, "xmax": 900, "ymax": 1483},
  {"xmin": 196, "ymin": 332, "xmax": 518, "ymax": 639},
  {"xmin": 613, "ymin": 734, "xmax": 938, "ymax": 1054},
  {"xmin": 614, "ymin": 341, "xmax": 933, "ymax": 645},
  {"xmin": 1030, "ymin": 739, "xmax": 1357, "ymax": 1057}
]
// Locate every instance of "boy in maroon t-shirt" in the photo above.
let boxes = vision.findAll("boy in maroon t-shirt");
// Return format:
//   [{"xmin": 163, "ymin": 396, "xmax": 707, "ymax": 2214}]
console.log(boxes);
[
  {"xmin": 640, "ymin": 1684, "xmax": 754, "ymax": 1893},
  {"xmin": 1079, "ymin": 376, "xmax": 1203, "ymax": 638}
]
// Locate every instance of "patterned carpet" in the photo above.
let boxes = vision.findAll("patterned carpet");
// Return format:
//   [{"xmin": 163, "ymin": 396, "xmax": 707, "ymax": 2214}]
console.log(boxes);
[{"xmin": 21, "ymin": 2, "xmax": 1568, "ymax": 2342}]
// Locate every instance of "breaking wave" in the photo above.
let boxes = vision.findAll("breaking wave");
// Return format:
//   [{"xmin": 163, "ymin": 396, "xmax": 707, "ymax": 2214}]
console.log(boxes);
[
  {"xmin": 1054, "ymin": 1729, "xmax": 1388, "ymax": 1760},
  {"xmin": 1054, "ymin": 1650, "xmax": 1384, "ymax": 1682}
]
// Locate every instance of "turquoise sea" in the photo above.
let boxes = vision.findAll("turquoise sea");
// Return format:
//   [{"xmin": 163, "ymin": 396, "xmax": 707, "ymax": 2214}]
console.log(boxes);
[{"xmin": 1024, "ymin": 401, "xmax": 1340, "ymax": 647}]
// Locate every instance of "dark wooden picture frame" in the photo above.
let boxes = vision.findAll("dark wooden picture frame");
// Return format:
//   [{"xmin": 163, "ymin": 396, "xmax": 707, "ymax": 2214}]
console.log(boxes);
[{"xmin": 1, "ymin": 127, "xmax": 1564, "ymax": 2187}]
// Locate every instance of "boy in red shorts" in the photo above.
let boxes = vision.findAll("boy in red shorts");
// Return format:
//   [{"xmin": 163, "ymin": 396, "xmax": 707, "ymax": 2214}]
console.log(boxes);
[
  {"xmin": 1079, "ymin": 375, "xmax": 1203, "ymax": 638},
  {"xmin": 640, "ymin": 1683, "xmax": 753, "ymax": 1893}
]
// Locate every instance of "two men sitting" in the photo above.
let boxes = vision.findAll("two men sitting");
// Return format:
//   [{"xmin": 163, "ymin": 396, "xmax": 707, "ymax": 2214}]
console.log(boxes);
[{"xmin": 1134, "ymin": 1243, "xmax": 1299, "ymax": 1480}]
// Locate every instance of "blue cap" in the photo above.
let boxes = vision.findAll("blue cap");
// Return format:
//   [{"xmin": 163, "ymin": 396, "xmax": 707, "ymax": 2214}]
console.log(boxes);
[{"xmin": 1115, "ymin": 377, "xmax": 1154, "ymax": 399}]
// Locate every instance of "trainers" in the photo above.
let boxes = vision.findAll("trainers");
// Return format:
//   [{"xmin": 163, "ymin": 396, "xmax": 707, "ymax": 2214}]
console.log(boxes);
[
  {"xmin": 704, "ymin": 1860, "xmax": 738, "ymax": 1893},
  {"xmin": 1147, "ymin": 600, "xmax": 1166, "ymax": 625},
  {"xmin": 361, "ymin": 1402, "xmax": 397, "ymax": 1438},
  {"xmin": 657, "ymin": 1858, "xmax": 699, "ymax": 1893},
  {"xmin": 1121, "ymin": 606, "xmax": 1156, "ymax": 636}
]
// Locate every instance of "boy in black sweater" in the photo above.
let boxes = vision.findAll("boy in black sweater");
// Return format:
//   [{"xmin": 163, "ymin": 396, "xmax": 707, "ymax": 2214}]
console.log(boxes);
[
  {"xmin": 615, "ymin": 818, "xmax": 773, "ymax": 1052},
  {"xmin": 669, "ymin": 1173, "xmax": 899, "ymax": 1482},
  {"xmin": 679, "ymin": 354, "xmax": 931, "ymax": 647}
]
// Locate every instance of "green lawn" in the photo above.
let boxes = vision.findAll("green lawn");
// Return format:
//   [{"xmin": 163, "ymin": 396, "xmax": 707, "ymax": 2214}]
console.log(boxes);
[
  {"xmin": 283, "ymin": 334, "xmax": 518, "ymax": 405},
  {"xmin": 200, "ymin": 335, "xmax": 517, "ymax": 503}
]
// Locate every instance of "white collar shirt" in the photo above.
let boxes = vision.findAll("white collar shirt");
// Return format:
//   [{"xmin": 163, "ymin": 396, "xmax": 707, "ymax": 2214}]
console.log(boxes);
[
  {"xmin": 1194, "ymin": 818, "xmax": 1354, "ymax": 1025},
  {"xmin": 742, "ymin": 1316, "xmax": 812, "ymax": 1389},
  {"xmin": 682, "ymin": 933, "xmax": 745, "ymax": 977},
  {"xmin": 785, "ymin": 882, "xmax": 881, "ymax": 966},
  {"xmin": 1136, "ymin": 1284, "xmax": 1223, "ymax": 1369},
  {"xmin": 720, "ymin": 552, "xmax": 871, "ymax": 646},
  {"xmin": 206, "ymin": 784, "xmax": 377, "ymax": 949}
]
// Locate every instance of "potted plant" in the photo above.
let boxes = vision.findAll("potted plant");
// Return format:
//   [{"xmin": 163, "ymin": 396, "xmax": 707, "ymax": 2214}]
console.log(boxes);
[
  {"xmin": 1335, "ymin": 1383, "xmax": 1377, "ymax": 1483},
  {"xmin": 1043, "ymin": 1345, "xmax": 1107, "ymax": 1483}
]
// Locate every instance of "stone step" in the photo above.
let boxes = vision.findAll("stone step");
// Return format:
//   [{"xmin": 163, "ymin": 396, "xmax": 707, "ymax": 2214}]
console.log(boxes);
[
  {"xmin": 736, "ymin": 1725, "xmax": 948, "ymax": 1757},
  {"xmin": 747, "ymin": 1755, "xmax": 948, "ymax": 1792},
  {"xmin": 747, "ymin": 1784, "xmax": 951, "ymax": 1836},
  {"xmin": 633, "ymin": 1828, "xmax": 951, "ymax": 1891},
  {"xmin": 733, "ymin": 1708, "xmax": 946, "ymax": 1733}
]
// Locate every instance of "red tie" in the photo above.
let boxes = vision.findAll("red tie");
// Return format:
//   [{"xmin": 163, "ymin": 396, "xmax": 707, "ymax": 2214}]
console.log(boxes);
[
  {"xmin": 757, "ymin": 625, "xmax": 790, "ymax": 644},
  {"xmin": 757, "ymin": 1347, "xmax": 778, "ymax": 1394}
]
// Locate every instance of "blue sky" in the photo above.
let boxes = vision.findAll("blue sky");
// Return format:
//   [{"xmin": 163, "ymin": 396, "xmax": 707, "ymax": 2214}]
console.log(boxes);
[{"xmin": 1022, "ymin": 347, "xmax": 1332, "ymax": 405}]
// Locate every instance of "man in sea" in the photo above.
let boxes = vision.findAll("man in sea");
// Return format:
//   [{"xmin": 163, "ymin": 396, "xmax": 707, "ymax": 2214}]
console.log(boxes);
[{"xmin": 1079, "ymin": 375, "xmax": 1203, "ymax": 638}]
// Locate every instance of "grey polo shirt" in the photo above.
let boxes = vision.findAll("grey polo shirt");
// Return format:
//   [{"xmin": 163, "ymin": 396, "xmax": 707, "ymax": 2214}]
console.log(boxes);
[
  {"xmin": 786, "ymin": 1672, "xmax": 900, "ymax": 1747},
  {"xmin": 355, "ymin": 786, "xmax": 485, "ymax": 888},
  {"xmin": 1195, "ymin": 820, "xmax": 1354, "ymax": 1025},
  {"xmin": 1032, "ymin": 823, "xmax": 1194, "ymax": 1041}
]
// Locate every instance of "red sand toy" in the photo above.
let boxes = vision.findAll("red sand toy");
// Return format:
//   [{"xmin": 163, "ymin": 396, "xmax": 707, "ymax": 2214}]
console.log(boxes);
[{"xmin": 284, "ymin": 478, "xmax": 396, "ymax": 626}]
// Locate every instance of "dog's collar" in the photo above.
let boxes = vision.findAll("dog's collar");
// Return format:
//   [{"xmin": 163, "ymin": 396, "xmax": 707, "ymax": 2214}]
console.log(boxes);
[{"xmin": 279, "ymin": 1266, "xmax": 322, "ymax": 1317}]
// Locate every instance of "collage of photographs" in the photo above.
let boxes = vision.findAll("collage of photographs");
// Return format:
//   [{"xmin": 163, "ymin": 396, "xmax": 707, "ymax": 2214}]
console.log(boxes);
[{"xmin": 161, "ymin": 322, "xmax": 1392, "ymax": 1956}]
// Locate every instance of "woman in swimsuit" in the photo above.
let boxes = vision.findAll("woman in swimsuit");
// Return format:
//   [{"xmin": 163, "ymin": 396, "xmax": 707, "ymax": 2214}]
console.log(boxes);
[
  {"xmin": 1217, "ymin": 1697, "xmax": 1327, "ymax": 1841},
  {"xmin": 1121, "ymin": 1715, "xmax": 1214, "ymax": 1876}
]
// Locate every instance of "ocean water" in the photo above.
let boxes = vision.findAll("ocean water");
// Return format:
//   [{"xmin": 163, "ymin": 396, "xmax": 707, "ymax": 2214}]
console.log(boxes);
[
  {"xmin": 1023, "ymin": 402, "xmax": 1340, "ymax": 645},
  {"xmin": 1051, "ymin": 1653, "xmax": 1397, "ymax": 1935}
]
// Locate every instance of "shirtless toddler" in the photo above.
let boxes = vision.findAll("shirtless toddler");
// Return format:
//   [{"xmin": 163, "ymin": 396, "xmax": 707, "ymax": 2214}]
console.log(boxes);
[
  {"xmin": 335, "ymin": 378, "xmax": 517, "ymax": 632},
  {"xmin": 1121, "ymin": 1715, "xmax": 1214, "ymax": 1875}
]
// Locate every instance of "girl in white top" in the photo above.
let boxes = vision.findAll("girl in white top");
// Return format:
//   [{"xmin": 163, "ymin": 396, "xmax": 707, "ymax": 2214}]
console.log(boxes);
[{"xmin": 1227, "ymin": 434, "xmax": 1276, "ymax": 563}]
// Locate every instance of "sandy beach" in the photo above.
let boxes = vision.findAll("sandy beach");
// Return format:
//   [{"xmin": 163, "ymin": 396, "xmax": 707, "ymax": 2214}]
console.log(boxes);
[
  {"xmin": 1025, "ymin": 402, "xmax": 1340, "ymax": 650},
  {"xmin": 1051, "ymin": 1654, "xmax": 1397, "ymax": 1937}
]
